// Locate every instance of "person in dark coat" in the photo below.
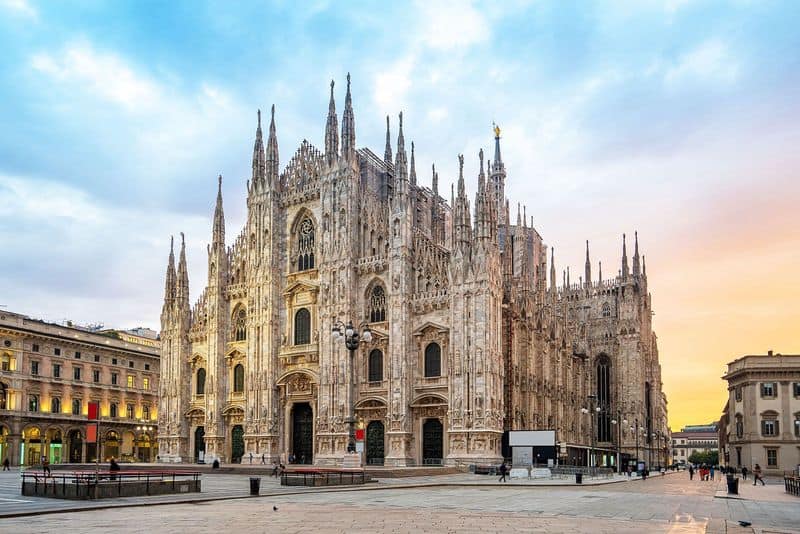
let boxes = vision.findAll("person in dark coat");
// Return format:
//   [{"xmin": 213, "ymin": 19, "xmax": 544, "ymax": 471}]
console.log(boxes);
[
  {"xmin": 2, "ymin": 458, "xmax": 10, "ymax": 471},
  {"xmin": 498, "ymin": 462, "xmax": 508, "ymax": 483},
  {"xmin": 109, "ymin": 458, "xmax": 121, "ymax": 480},
  {"xmin": 741, "ymin": 466, "xmax": 748, "ymax": 480},
  {"xmin": 689, "ymin": 465, "xmax": 694, "ymax": 480}
]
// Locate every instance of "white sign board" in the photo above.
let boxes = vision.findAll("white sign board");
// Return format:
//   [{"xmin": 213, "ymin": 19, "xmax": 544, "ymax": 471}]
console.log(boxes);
[
  {"xmin": 512, "ymin": 446, "xmax": 533, "ymax": 466},
  {"xmin": 509, "ymin": 430, "xmax": 555, "ymax": 447},
  {"xmin": 355, "ymin": 441, "xmax": 365, "ymax": 453}
]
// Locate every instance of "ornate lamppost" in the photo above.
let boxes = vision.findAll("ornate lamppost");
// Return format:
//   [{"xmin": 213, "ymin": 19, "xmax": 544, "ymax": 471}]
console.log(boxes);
[
  {"xmin": 581, "ymin": 394, "xmax": 599, "ymax": 468},
  {"xmin": 331, "ymin": 320, "xmax": 372, "ymax": 456},
  {"xmin": 630, "ymin": 418, "xmax": 640, "ymax": 471},
  {"xmin": 611, "ymin": 410, "xmax": 627, "ymax": 474}
]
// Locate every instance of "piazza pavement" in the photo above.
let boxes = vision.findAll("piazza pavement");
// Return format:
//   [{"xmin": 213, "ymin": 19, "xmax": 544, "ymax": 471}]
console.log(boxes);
[{"xmin": 0, "ymin": 468, "xmax": 797, "ymax": 533}]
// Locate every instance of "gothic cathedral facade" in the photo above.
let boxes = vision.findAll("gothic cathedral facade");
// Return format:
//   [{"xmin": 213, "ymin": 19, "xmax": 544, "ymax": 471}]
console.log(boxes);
[{"xmin": 158, "ymin": 76, "xmax": 669, "ymax": 467}]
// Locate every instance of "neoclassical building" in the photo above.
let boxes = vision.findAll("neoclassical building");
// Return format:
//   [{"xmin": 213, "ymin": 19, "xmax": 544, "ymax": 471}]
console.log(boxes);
[
  {"xmin": 0, "ymin": 310, "xmax": 159, "ymax": 466},
  {"xmin": 158, "ymin": 76, "xmax": 669, "ymax": 467}
]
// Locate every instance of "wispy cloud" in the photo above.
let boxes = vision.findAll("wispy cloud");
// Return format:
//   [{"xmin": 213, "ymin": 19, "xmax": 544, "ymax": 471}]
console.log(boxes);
[
  {"xmin": 664, "ymin": 39, "xmax": 741, "ymax": 86},
  {"xmin": 0, "ymin": 0, "xmax": 37, "ymax": 19}
]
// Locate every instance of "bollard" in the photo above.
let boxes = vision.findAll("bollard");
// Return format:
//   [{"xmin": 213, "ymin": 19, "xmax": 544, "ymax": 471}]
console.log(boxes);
[{"xmin": 249, "ymin": 477, "xmax": 261, "ymax": 496}]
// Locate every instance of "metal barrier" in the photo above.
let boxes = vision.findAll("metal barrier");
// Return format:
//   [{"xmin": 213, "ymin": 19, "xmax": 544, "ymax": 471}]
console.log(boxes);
[
  {"xmin": 785, "ymin": 475, "xmax": 800, "ymax": 497},
  {"xmin": 21, "ymin": 470, "xmax": 202, "ymax": 499},
  {"xmin": 550, "ymin": 466, "xmax": 615, "ymax": 479},
  {"xmin": 280, "ymin": 469, "xmax": 366, "ymax": 487}
]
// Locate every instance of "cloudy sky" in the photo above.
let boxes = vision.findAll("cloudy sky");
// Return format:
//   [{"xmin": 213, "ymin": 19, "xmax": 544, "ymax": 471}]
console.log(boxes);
[{"xmin": 1, "ymin": 0, "xmax": 798, "ymax": 429}]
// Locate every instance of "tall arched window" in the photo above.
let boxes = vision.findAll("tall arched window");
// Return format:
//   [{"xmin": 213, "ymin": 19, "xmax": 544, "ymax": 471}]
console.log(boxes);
[
  {"xmin": 233, "ymin": 364, "xmax": 244, "ymax": 393},
  {"xmin": 51, "ymin": 397, "xmax": 61, "ymax": 414},
  {"xmin": 368, "ymin": 285, "xmax": 386, "ymax": 323},
  {"xmin": 602, "ymin": 303, "xmax": 611, "ymax": 318},
  {"xmin": 596, "ymin": 355, "xmax": 611, "ymax": 442},
  {"xmin": 110, "ymin": 403, "xmax": 118, "ymax": 418},
  {"xmin": 72, "ymin": 398, "xmax": 81, "ymax": 415},
  {"xmin": 297, "ymin": 217, "xmax": 315, "ymax": 271},
  {"xmin": 196, "ymin": 368, "xmax": 206, "ymax": 395},
  {"xmin": 0, "ymin": 382, "xmax": 6, "ymax": 410},
  {"xmin": 368, "ymin": 349, "xmax": 383, "ymax": 382},
  {"xmin": 424, "ymin": 343, "xmax": 441, "ymax": 378},
  {"xmin": 735, "ymin": 414, "xmax": 743, "ymax": 438},
  {"xmin": 233, "ymin": 307, "xmax": 247, "ymax": 341},
  {"xmin": 645, "ymin": 382, "xmax": 652, "ymax": 444},
  {"xmin": 294, "ymin": 308, "xmax": 311, "ymax": 345}
]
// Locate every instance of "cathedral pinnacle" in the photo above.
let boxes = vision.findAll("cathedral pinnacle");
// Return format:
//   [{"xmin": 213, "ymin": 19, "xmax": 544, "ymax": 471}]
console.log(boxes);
[
  {"xmin": 410, "ymin": 141, "xmax": 417, "ymax": 186},
  {"xmin": 212, "ymin": 175, "xmax": 225, "ymax": 248},
  {"xmin": 632, "ymin": 230, "xmax": 641, "ymax": 277},
  {"xmin": 621, "ymin": 233, "xmax": 629, "ymax": 280},
  {"xmin": 266, "ymin": 104, "xmax": 279, "ymax": 186},
  {"xmin": 598, "ymin": 260, "xmax": 603, "ymax": 284},
  {"xmin": 325, "ymin": 79, "xmax": 339, "ymax": 164},
  {"xmin": 550, "ymin": 247, "xmax": 556, "ymax": 291},
  {"xmin": 585, "ymin": 240, "xmax": 592, "ymax": 288},
  {"xmin": 384, "ymin": 115, "xmax": 392, "ymax": 165},
  {"xmin": 341, "ymin": 72, "xmax": 356, "ymax": 162},
  {"xmin": 251, "ymin": 109, "xmax": 266, "ymax": 190},
  {"xmin": 161, "ymin": 235, "xmax": 177, "ymax": 323},
  {"xmin": 431, "ymin": 163, "xmax": 438, "ymax": 195}
]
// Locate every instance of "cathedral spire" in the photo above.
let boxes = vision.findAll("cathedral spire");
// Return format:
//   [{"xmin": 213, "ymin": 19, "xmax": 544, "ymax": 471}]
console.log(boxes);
[
  {"xmin": 642, "ymin": 255, "xmax": 647, "ymax": 277},
  {"xmin": 266, "ymin": 104, "xmax": 279, "ymax": 187},
  {"xmin": 585, "ymin": 240, "xmax": 591, "ymax": 288},
  {"xmin": 161, "ymin": 236, "xmax": 176, "ymax": 323},
  {"xmin": 598, "ymin": 260, "xmax": 603, "ymax": 285},
  {"xmin": 394, "ymin": 112, "xmax": 408, "ymax": 184},
  {"xmin": 431, "ymin": 163, "xmax": 438, "ymax": 195},
  {"xmin": 410, "ymin": 141, "xmax": 417, "ymax": 186},
  {"xmin": 324, "ymin": 79, "xmax": 339, "ymax": 164},
  {"xmin": 490, "ymin": 123, "xmax": 507, "ymax": 227},
  {"xmin": 177, "ymin": 232, "xmax": 190, "ymax": 315},
  {"xmin": 621, "ymin": 233, "xmax": 629, "ymax": 280},
  {"xmin": 550, "ymin": 247, "xmax": 556, "ymax": 291},
  {"xmin": 632, "ymin": 230, "xmax": 641, "ymax": 277},
  {"xmin": 567, "ymin": 266, "xmax": 571, "ymax": 288},
  {"xmin": 212, "ymin": 175, "xmax": 225, "ymax": 248},
  {"xmin": 341, "ymin": 73, "xmax": 356, "ymax": 162},
  {"xmin": 384, "ymin": 115, "xmax": 392, "ymax": 166},
  {"xmin": 251, "ymin": 109, "xmax": 266, "ymax": 191}
]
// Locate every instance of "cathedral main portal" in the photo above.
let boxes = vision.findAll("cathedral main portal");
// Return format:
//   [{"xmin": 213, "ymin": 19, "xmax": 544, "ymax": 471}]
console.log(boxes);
[{"xmin": 291, "ymin": 403, "xmax": 313, "ymax": 464}]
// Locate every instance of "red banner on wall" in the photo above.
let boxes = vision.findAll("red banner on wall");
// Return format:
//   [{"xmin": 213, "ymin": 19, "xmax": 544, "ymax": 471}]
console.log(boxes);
[
  {"xmin": 355, "ymin": 429, "xmax": 365, "ymax": 441},
  {"xmin": 88, "ymin": 401, "xmax": 99, "ymax": 420},
  {"xmin": 86, "ymin": 423, "xmax": 98, "ymax": 443}
]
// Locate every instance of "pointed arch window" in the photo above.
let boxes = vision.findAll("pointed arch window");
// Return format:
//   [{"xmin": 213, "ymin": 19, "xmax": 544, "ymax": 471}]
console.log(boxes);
[
  {"xmin": 596, "ymin": 354, "xmax": 611, "ymax": 442},
  {"xmin": 368, "ymin": 349, "xmax": 383, "ymax": 382},
  {"xmin": 602, "ymin": 303, "xmax": 611, "ymax": 318},
  {"xmin": 368, "ymin": 285, "xmax": 386, "ymax": 323},
  {"xmin": 297, "ymin": 217, "xmax": 315, "ymax": 271},
  {"xmin": 233, "ymin": 364, "xmax": 245, "ymax": 393},
  {"xmin": 233, "ymin": 307, "xmax": 247, "ymax": 341},
  {"xmin": 424, "ymin": 343, "xmax": 441, "ymax": 378},
  {"xmin": 196, "ymin": 368, "xmax": 206, "ymax": 395},
  {"xmin": 294, "ymin": 308, "xmax": 311, "ymax": 345}
]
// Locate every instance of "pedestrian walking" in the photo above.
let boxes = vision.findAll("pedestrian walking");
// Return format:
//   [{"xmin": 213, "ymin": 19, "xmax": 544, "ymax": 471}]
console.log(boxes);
[
  {"xmin": 271, "ymin": 461, "xmax": 279, "ymax": 477},
  {"xmin": 42, "ymin": 456, "xmax": 51, "ymax": 476},
  {"xmin": 752, "ymin": 464, "xmax": 765, "ymax": 486},
  {"xmin": 688, "ymin": 465, "xmax": 694, "ymax": 480},
  {"xmin": 261, "ymin": 453, "xmax": 266, "ymax": 465},
  {"xmin": 249, "ymin": 452, "xmax": 253, "ymax": 464},
  {"xmin": 498, "ymin": 462, "xmax": 508, "ymax": 483},
  {"xmin": 109, "ymin": 457, "xmax": 121, "ymax": 480},
  {"xmin": 1, "ymin": 458, "xmax": 9, "ymax": 471},
  {"xmin": 741, "ymin": 466, "xmax": 748, "ymax": 480},
  {"xmin": 710, "ymin": 465, "xmax": 714, "ymax": 480}
]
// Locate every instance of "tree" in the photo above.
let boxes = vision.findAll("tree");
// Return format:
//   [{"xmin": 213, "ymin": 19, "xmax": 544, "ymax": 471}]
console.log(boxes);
[{"xmin": 688, "ymin": 450, "xmax": 719, "ymax": 465}]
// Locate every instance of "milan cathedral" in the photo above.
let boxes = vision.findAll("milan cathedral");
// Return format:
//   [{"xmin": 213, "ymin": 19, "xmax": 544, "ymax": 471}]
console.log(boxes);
[{"xmin": 158, "ymin": 75, "xmax": 669, "ymax": 467}]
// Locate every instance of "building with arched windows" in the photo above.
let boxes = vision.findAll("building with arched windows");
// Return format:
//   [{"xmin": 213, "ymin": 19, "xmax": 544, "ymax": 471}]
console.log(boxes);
[
  {"xmin": 0, "ymin": 310, "xmax": 159, "ymax": 467},
  {"xmin": 158, "ymin": 77, "xmax": 669, "ymax": 467}
]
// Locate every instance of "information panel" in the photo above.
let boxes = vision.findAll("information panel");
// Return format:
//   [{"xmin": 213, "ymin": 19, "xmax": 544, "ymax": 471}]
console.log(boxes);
[{"xmin": 509, "ymin": 430, "xmax": 555, "ymax": 447}]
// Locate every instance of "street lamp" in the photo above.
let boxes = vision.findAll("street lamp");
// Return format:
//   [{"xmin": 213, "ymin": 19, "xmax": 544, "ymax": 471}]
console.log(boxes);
[
  {"xmin": 331, "ymin": 320, "xmax": 372, "ymax": 456},
  {"xmin": 611, "ymin": 413, "xmax": 627, "ymax": 474},
  {"xmin": 582, "ymin": 394, "xmax": 599, "ymax": 469},
  {"xmin": 630, "ymin": 418, "xmax": 640, "ymax": 472}
]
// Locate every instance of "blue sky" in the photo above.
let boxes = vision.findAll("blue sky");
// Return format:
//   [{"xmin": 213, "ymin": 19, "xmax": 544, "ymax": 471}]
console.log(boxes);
[{"xmin": 1, "ymin": 0, "xmax": 799, "ymax": 426}]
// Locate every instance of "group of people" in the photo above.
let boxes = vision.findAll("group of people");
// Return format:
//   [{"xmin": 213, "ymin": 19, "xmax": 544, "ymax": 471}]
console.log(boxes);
[{"xmin": 688, "ymin": 463, "xmax": 766, "ymax": 486}]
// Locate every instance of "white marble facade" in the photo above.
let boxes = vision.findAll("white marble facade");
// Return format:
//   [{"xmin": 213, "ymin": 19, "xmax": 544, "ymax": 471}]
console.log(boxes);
[{"xmin": 158, "ymin": 76, "xmax": 669, "ymax": 467}]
